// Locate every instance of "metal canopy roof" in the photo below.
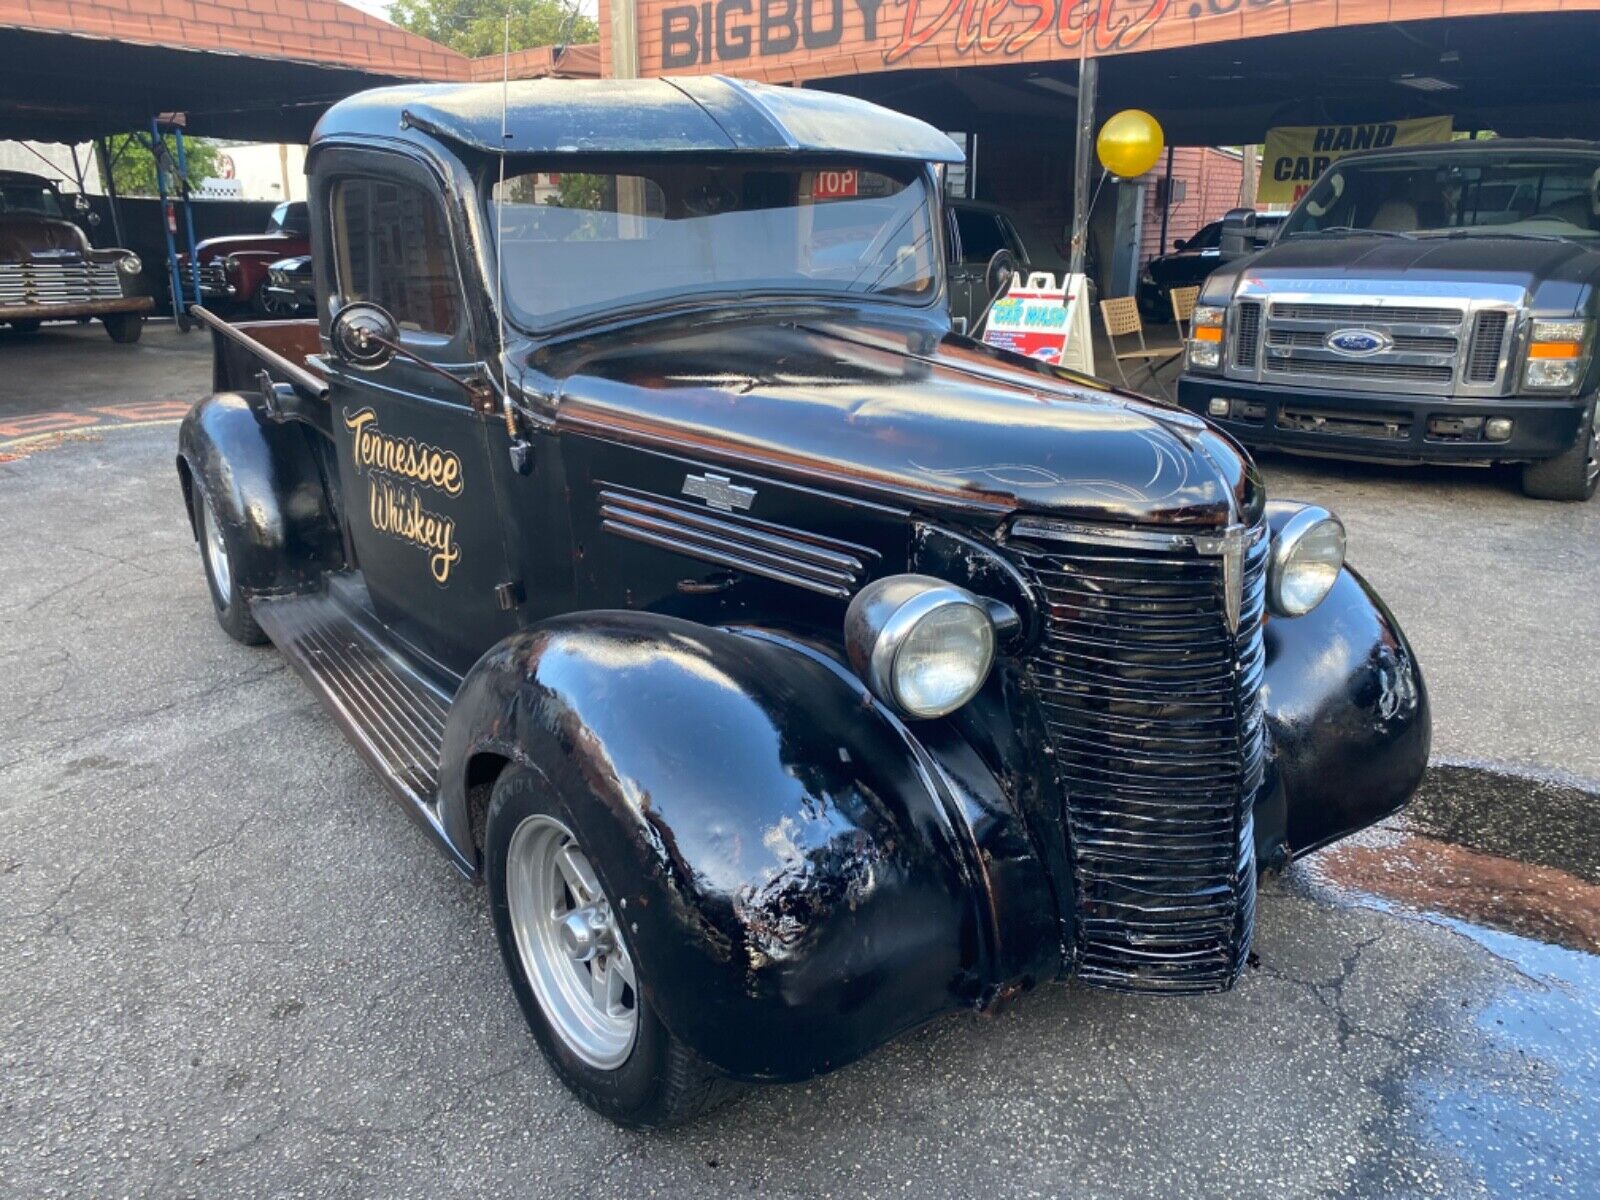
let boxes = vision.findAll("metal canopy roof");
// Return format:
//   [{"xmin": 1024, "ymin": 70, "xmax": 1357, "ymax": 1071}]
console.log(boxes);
[
  {"xmin": 318, "ymin": 76, "xmax": 965, "ymax": 164},
  {"xmin": 0, "ymin": 28, "xmax": 421, "ymax": 144},
  {"xmin": 819, "ymin": 12, "xmax": 1600, "ymax": 148}
]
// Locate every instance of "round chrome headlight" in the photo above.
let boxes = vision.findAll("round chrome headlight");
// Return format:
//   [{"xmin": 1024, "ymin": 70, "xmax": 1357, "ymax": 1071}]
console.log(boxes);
[
  {"xmin": 117, "ymin": 253, "xmax": 141, "ymax": 275},
  {"xmin": 1267, "ymin": 505, "xmax": 1346, "ymax": 617},
  {"xmin": 845, "ymin": 575, "xmax": 997, "ymax": 719}
]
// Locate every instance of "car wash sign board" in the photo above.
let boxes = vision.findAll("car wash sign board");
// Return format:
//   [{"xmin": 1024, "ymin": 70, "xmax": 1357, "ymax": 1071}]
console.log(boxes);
[
  {"xmin": 983, "ymin": 272, "xmax": 1094, "ymax": 376},
  {"xmin": 1258, "ymin": 116, "xmax": 1453, "ymax": 204}
]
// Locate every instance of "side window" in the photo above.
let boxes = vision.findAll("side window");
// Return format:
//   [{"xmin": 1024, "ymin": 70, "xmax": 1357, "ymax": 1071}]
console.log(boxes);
[
  {"xmin": 954, "ymin": 208, "xmax": 1006, "ymax": 264},
  {"xmin": 331, "ymin": 176, "xmax": 461, "ymax": 340},
  {"xmin": 995, "ymin": 215, "xmax": 1027, "ymax": 261}
]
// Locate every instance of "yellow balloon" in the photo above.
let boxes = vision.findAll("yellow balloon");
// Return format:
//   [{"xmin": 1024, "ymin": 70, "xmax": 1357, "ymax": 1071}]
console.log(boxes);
[{"xmin": 1096, "ymin": 109, "xmax": 1166, "ymax": 179}]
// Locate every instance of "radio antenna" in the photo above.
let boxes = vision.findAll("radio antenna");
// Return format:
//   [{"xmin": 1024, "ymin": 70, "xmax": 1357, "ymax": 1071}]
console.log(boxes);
[{"xmin": 494, "ymin": 7, "xmax": 518, "ymax": 440}]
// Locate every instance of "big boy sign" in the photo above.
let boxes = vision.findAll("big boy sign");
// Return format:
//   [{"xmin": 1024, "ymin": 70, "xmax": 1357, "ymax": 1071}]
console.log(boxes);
[{"xmin": 650, "ymin": 0, "xmax": 1304, "ymax": 74}]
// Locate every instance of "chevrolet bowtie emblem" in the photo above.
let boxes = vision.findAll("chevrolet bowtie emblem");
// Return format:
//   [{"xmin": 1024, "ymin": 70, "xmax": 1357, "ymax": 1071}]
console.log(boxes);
[
  {"xmin": 1194, "ymin": 524, "xmax": 1247, "ymax": 635},
  {"xmin": 682, "ymin": 472, "xmax": 756, "ymax": 513}
]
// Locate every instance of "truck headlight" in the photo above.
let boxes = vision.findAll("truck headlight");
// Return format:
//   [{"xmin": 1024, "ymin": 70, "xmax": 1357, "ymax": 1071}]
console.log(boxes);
[
  {"xmin": 845, "ymin": 575, "xmax": 996, "ymax": 719},
  {"xmin": 1523, "ymin": 319, "xmax": 1591, "ymax": 392},
  {"xmin": 1267, "ymin": 505, "xmax": 1345, "ymax": 617},
  {"xmin": 117, "ymin": 253, "xmax": 142, "ymax": 275},
  {"xmin": 1189, "ymin": 304, "xmax": 1226, "ymax": 370}
]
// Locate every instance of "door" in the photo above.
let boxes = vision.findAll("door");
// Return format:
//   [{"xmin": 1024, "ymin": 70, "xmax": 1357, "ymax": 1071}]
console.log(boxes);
[
  {"xmin": 319, "ymin": 160, "xmax": 518, "ymax": 674},
  {"xmin": 950, "ymin": 206, "xmax": 1024, "ymax": 330}
]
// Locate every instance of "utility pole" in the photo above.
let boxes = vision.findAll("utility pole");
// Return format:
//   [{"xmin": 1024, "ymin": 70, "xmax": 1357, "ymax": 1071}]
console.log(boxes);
[
  {"xmin": 607, "ymin": 0, "xmax": 639, "ymax": 79},
  {"xmin": 1068, "ymin": 56, "xmax": 1098, "ymax": 278}
]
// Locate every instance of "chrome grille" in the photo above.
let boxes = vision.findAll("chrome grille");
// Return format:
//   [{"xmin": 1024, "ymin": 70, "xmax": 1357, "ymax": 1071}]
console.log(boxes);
[
  {"xmin": 1232, "ymin": 300, "xmax": 1262, "ymax": 369},
  {"xmin": 1013, "ymin": 521, "xmax": 1267, "ymax": 994},
  {"xmin": 0, "ymin": 260, "xmax": 122, "ymax": 307},
  {"xmin": 1465, "ymin": 311, "xmax": 1509, "ymax": 383},
  {"xmin": 1250, "ymin": 295, "xmax": 1473, "ymax": 395},
  {"xmin": 1267, "ymin": 328, "xmax": 1457, "ymax": 355},
  {"xmin": 1271, "ymin": 302, "xmax": 1461, "ymax": 325},
  {"xmin": 1269, "ymin": 358, "xmax": 1454, "ymax": 384}
]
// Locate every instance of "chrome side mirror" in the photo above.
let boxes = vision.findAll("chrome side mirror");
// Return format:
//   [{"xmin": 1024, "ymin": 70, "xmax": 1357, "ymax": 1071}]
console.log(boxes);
[{"xmin": 330, "ymin": 302, "xmax": 399, "ymax": 371}]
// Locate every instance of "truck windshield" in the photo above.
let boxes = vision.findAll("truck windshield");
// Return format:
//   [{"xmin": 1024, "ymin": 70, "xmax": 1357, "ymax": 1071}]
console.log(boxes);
[
  {"xmin": 490, "ymin": 160, "xmax": 938, "ymax": 328},
  {"xmin": 1281, "ymin": 151, "xmax": 1600, "ymax": 241},
  {"xmin": 0, "ymin": 183, "xmax": 65, "ymax": 219}
]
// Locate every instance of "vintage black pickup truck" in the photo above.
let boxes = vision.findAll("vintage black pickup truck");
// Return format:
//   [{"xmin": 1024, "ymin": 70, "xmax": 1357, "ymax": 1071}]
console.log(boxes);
[
  {"xmin": 177, "ymin": 78, "xmax": 1429, "ymax": 1127},
  {"xmin": 1178, "ymin": 140, "xmax": 1600, "ymax": 501}
]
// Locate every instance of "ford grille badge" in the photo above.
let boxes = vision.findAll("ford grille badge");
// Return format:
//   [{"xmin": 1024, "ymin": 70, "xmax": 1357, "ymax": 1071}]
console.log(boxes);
[
  {"xmin": 682, "ymin": 473, "xmax": 755, "ymax": 512},
  {"xmin": 1325, "ymin": 328, "xmax": 1391, "ymax": 356}
]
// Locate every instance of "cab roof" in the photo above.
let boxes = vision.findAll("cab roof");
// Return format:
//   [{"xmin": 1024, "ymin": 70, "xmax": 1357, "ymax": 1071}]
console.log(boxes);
[
  {"xmin": 313, "ymin": 76, "xmax": 964, "ymax": 165},
  {"xmin": 0, "ymin": 170, "xmax": 55, "ymax": 187}
]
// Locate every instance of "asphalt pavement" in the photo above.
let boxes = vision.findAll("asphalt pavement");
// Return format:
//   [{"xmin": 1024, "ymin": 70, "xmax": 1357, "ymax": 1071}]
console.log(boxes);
[{"xmin": 3, "ymin": 322, "xmax": 1598, "ymax": 1198}]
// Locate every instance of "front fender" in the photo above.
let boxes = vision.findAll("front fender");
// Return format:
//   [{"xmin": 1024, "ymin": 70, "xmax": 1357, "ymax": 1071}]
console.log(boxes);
[
  {"xmin": 176, "ymin": 391, "xmax": 342, "ymax": 597},
  {"xmin": 438, "ymin": 613, "xmax": 1016, "ymax": 1083},
  {"xmin": 1256, "ymin": 566, "xmax": 1431, "ymax": 865}
]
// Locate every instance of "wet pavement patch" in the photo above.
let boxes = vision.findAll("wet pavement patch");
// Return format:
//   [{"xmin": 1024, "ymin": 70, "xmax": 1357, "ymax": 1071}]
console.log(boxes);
[{"xmin": 1299, "ymin": 761, "xmax": 1600, "ymax": 1197}]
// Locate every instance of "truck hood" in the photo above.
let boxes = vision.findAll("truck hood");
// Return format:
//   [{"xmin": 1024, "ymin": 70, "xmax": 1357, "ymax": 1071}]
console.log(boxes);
[
  {"xmin": 0, "ymin": 215, "xmax": 87, "ymax": 259},
  {"xmin": 546, "ymin": 317, "xmax": 1259, "ymax": 528},
  {"xmin": 1220, "ymin": 233, "xmax": 1600, "ymax": 308},
  {"xmin": 191, "ymin": 232, "xmax": 306, "ymax": 261}
]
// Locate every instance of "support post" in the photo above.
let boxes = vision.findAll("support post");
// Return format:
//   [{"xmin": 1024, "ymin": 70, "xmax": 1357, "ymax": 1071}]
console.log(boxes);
[
  {"xmin": 150, "ymin": 120, "xmax": 187, "ymax": 324},
  {"xmin": 1239, "ymin": 144, "xmax": 1259, "ymax": 208},
  {"xmin": 94, "ymin": 138, "xmax": 127, "ymax": 248},
  {"xmin": 1157, "ymin": 145, "xmax": 1174, "ymax": 253},
  {"xmin": 172, "ymin": 126, "xmax": 202, "ymax": 310},
  {"xmin": 1068, "ymin": 55, "xmax": 1098, "ymax": 279},
  {"xmin": 608, "ymin": 0, "xmax": 639, "ymax": 80}
]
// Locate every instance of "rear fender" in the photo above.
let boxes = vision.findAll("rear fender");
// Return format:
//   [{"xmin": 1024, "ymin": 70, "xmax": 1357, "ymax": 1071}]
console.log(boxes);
[
  {"xmin": 176, "ymin": 391, "xmax": 342, "ymax": 598},
  {"xmin": 437, "ymin": 612, "xmax": 1038, "ymax": 1082}
]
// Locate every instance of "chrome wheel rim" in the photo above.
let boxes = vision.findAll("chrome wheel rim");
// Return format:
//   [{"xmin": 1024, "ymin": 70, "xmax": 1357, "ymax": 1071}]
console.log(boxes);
[
  {"xmin": 200, "ymin": 493, "xmax": 232, "ymax": 606},
  {"xmin": 505, "ymin": 814, "xmax": 637, "ymax": 1069}
]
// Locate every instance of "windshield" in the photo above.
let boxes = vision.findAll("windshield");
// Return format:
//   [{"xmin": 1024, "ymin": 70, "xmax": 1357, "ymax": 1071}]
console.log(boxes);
[
  {"xmin": 490, "ymin": 159, "xmax": 939, "ymax": 329},
  {"xmin": 1282, "ymin": 152, "xmax": 1600, "ymax": 241},
  {"xmin": 266, "ymin": 202, "xmax": 309, "ymax": 236},
  {"xmin": 0, "ymin": 183, "xmax": 65, "ymax": 219}
]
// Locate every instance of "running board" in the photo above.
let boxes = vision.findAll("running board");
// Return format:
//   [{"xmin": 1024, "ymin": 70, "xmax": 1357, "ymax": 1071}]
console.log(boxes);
[{"xmin": 253, "ymin": 581, "xmax": 470, "ymax": 873}]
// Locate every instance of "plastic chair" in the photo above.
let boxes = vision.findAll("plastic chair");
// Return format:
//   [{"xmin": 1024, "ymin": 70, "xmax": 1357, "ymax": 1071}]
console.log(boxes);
[
  {"xmin": 1168, "ymin": 285, "xmax": 1200, "ymax": 343},
  {"xmin": 1099, "ymin": 295, "xmax": 1182, "ymax": 398}
]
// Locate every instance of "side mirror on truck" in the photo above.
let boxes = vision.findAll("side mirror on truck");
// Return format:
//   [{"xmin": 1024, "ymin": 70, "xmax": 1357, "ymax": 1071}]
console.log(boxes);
[
  {"xmin": 1219, "ymin": 208, "xmax": 1258, "ymax": 261},
  {"xmin": 330, "ymin": 302, "xmax": 401, "ymax": 371}
]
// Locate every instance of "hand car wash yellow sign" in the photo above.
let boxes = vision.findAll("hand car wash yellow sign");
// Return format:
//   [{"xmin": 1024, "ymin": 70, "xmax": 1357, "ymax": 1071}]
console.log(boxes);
[{"xmin": 1258, "ymin": 116, "xmax": 1454, "ymax": 204}]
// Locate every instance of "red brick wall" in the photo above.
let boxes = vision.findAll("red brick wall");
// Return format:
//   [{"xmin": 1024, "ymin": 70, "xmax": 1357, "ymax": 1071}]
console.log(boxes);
[
  {"xmin": 0, "ymin": 1, "xmax": 600, "ymax": 82},
  {"xmin": 1138, "ymin": 147, "xmax": 1246, "ymax": 265},
  {"xmin": 607, "ymin": 0, "xmax": 1600, "ymax": 85},
  {"xmin": 0, "ymin": 0, "xmax": 467, "ymax": 78}
]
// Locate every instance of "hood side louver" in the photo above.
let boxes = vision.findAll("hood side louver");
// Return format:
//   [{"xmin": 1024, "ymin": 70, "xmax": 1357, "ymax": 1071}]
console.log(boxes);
[{"xmin": 598, "ymin": 484, "xmax": 876, "ymax": 599}]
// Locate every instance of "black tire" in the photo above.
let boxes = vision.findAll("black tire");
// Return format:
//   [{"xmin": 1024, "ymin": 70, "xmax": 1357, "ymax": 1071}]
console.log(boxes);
[
  {"xmin": 1520, "ymin": 399, "xmax": 1598, "ymax": 502},
  {"xmin": 9, "ymin": 319, "xmax": 42, "ymax": 334},
  {"xmin": 103, "ymin": 313, "xmax": 144, "ymax": 344},
  {"xmin": 194, "ymin": 485, "xmax": 267, "ymax": 645},
  {"xmin": 485, "ymin": 767, "xmax": 738, "ymax": 1128},
  {"xmin": 252, "ymin": 285, "xmax": 295, "ymax": 319}
]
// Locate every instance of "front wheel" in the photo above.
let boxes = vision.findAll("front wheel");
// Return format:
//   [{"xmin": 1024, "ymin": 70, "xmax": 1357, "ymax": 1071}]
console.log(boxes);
[
  {"xmin": 485, "ymin": 768, "xmax": 737, "ymax": 1128},
  {"xmin": 194, "ymin": 485, "xmax": 266, "ymax": 644},
  {"xmin": 9, "ymin": 318, "xmax": 42, "ymax": 334},
  {"xmin": 252, "ymin": 284, "xmax": 297, "ymax": 319},
  {"xmin": 1521, "ymin": 399, "xmax": 1598, "ymax": 502},
  {"xmin": 103, "ymin": 313, "xmax": 144, "ymax": 344}
]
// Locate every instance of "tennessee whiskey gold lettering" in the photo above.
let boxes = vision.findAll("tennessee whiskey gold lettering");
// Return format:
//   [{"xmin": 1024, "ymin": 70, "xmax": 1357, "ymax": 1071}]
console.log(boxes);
[{"xmin": 343, "ymin": 407, "xmax": 465, "ymax": 584}]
